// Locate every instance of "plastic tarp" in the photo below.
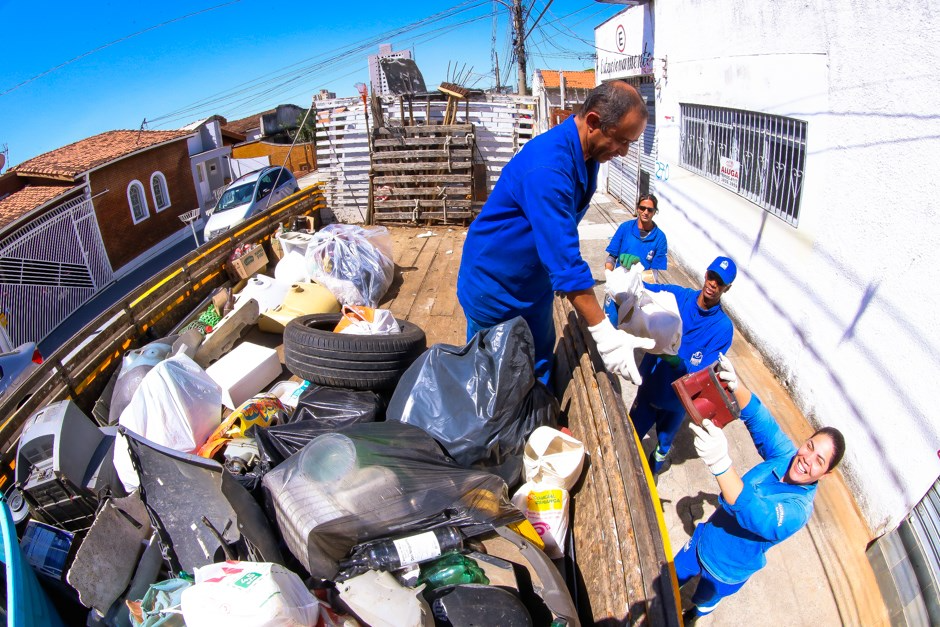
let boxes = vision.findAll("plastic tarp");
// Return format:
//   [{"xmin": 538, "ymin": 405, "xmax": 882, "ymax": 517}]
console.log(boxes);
[
  {"xmin": 261, "ymin": 421, "xmax": 522, "ymax": 580},
  {"xmin": 304, "ymin": 224, "xmax": 394, "ymax": 307},
  {"xmin": 386, "ymin": 317, "xmax": 559, "ymax": 486}
]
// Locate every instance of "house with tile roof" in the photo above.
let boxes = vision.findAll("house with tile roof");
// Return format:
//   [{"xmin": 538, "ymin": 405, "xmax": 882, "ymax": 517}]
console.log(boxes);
[
  {"xmin": 223, "ymin": 106, "xmax": 317, "ymax": 177},
  {"xmin": 532, "ymin": 69, "xmax": 596, "ymax": 132},
  {"xmin": 0, "ymin": 129, "xmax": 200, "ymax": 346}
]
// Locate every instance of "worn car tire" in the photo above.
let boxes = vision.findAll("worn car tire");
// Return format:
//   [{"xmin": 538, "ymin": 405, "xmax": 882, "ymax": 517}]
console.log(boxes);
[{"xmin": 283, "ymin": 313, "xmax": 426, "ymax": 390}]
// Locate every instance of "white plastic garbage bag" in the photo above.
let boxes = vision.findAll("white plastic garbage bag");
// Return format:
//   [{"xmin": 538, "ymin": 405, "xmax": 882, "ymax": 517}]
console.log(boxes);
[
  {"xmin": 304, "ymin": 224, "xmax": 394, "ymax": 307},
  {"xmin": 114, "ymin": 352, "xmax": 222, "ymax": 490},
  {"xmin": 511, "ymin": 482, "xmax": 570, "ymax": 559},
  {"xmin": 181, "ymin": 561, "xmax": 323, "ymax": 627},
  {"xmin": 605, "ymin": 265, "xmax": 683, "ymax": 355},
  {"xmin": 522, "ymin": 427, "xmax": 585, "ymax": 490}
]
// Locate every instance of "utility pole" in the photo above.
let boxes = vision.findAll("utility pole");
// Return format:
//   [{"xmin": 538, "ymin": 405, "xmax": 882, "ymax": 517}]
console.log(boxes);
[{"xmin": 512, "ymin": 0, "xmax": 527, "ymax": 95}]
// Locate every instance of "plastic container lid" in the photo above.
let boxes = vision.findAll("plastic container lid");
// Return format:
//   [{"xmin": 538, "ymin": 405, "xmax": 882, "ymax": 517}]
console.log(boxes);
[{"xmin": 300, "ymin": 433, "xmax": 357, "ymax": 483}]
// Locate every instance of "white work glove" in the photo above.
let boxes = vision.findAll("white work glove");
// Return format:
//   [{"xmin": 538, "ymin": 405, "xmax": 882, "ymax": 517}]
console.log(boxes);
[
  {"xmin": 689, "ymin": 419, "xmax": 732, "ymax": 476},
  {"xmin": 604, "ymin": 267, "xmax": 642, "ymax": 304},
  {"xmin": 716, "ymin": 352, "xmax": 738, "ymax": 391},
  {"xmin": 587, "ymin": 318, "xmax": 656, "ymax": 384}
]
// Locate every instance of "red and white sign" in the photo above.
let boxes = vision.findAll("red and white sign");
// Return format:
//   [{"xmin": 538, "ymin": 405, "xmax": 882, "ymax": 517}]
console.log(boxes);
[{"xmin": 719, "ymin": 157, "xmax": 740, "ymax": 190}]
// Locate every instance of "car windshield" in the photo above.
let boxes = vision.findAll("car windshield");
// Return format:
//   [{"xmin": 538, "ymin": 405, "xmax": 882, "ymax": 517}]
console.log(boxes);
[{"xmin": 216, "ymin": 182, "xmax": 255, "ymax": 212}]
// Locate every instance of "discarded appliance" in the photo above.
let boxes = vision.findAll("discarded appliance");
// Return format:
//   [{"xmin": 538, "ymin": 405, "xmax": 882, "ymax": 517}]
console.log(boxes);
[{"xmin": 15, "ymin": 400, "xmax": 123, "ymax": 531}]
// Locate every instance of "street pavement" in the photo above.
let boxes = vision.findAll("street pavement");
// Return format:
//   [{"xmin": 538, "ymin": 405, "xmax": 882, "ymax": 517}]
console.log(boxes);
[{"xmin": 578, "ymin": 191, "xmax": 843, "ymax": 626}]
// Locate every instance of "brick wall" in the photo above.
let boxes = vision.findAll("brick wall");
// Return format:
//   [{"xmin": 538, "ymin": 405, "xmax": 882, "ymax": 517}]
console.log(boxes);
[
  {"xmin": 88, "ymin": 140, "xmax": 198, "ymax": 271},
  {"xmin": 232, "ymin": 140, "xmax": 316, "ymax": 175}
]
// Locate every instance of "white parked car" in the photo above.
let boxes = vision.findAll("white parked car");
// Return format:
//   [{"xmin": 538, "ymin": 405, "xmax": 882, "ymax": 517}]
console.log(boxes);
[{"xmin": 203, "ymin": 167, "xmax": 299, "ymax": 242}]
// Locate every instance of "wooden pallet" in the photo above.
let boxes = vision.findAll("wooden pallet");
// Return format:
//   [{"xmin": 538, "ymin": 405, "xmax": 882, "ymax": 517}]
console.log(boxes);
[{"xmin": 370, "ymin": 124, "xmax": 477, "ymax": 225}]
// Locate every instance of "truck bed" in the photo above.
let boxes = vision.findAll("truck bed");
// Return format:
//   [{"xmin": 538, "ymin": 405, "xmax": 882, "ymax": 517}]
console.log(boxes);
[{"xmin": 0, "ymin": 188, "xmax": 680, "ymax": 625}]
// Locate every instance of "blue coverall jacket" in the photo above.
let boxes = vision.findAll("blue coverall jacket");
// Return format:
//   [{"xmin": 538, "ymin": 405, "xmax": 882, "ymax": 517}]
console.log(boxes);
[
  {"xmin": 606, "ymin": 219, "xmax": 668, "ymax": 270},
  {"xmin": 697, "ymin": 394, "xmax": 817, "ymax": 584}
]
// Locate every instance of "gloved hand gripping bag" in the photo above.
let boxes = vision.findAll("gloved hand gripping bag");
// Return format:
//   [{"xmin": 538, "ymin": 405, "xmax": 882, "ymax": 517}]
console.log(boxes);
[
  {"xmin": 386, "ymin": 317, "xmax": 559, "ymax": 486},
  {"xmin": 261, "ymin": 421, "xmax": 522, "ymax": 580}
]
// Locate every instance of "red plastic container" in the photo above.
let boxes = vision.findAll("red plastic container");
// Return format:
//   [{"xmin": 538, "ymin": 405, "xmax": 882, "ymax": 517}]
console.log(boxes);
[{"xmin": 671, "ymin": 362, "xmax": 740, "ymax": 429}]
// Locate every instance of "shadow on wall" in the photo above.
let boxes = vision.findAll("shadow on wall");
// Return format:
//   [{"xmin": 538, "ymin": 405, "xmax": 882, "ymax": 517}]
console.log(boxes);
[{"xmin": 656, "ymin": 183, "xmax": 925, "ymax": 505}]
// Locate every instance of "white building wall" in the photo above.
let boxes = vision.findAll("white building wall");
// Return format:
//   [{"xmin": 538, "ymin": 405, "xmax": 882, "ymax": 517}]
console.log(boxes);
[{"xmin": 648, "ymin": 0, "xmax": 940, "ymax": 535}]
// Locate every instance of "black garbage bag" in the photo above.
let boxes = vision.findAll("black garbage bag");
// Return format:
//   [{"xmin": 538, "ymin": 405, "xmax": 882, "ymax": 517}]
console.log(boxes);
[
  {"xmin": 252, "ymin": 385, "xmax": 384, "ymax": 468},
  {"xmin": 261, "ymin": 421, "xmax": 522, "ymax": 579},
  {"xmin": 386, "ymin": 317, "xmax": 558, "ymax": 486}
]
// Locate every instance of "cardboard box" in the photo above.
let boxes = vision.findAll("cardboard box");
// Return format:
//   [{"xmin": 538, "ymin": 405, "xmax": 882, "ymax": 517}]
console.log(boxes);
[{"xmin": 229, "ymin": 245, "xmax": 268, "ymax": 280}]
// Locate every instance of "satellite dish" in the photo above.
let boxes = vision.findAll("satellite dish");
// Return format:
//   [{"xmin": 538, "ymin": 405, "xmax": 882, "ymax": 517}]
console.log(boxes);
[{"xmin": 0, "ymin": 153, "xmax": 5, "ymax": 172}]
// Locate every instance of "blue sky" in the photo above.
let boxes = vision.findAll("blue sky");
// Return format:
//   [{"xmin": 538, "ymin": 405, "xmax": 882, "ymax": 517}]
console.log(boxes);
[{"xmin": 0, "ymin": 0, "xmax": 623, "ymax": 167}]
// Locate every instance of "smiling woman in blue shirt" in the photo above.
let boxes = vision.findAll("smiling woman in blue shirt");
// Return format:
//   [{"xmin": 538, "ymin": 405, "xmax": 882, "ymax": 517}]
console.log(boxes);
[{"xmin": 678, "ymin": 354, "xmax": 846, "ymax": 623}]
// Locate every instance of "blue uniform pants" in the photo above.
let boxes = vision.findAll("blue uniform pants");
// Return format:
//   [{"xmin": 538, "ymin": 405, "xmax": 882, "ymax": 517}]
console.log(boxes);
[
  {"xmin": 674, "ymin": 524, "xmax": 747, "ymax": 615},
  {"xmin": 630, "ymin": 399, "xmax": 686, "ymax": 456},
  {"xmin": 465, "ymin": 301, "xmax": 554, "ymax": 387}
]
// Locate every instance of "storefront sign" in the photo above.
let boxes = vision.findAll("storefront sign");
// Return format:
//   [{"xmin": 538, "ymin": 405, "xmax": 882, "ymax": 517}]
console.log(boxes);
[
  {"xmin": 719, "ymin": 157, "xmax": 741, "ymax": 190},
  {"xmin": 595, "ymin": 8, "xmax": 654, "ymax": 82}
]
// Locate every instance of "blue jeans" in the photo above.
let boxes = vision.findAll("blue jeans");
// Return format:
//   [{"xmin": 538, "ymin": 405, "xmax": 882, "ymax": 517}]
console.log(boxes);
[
  {"xmin": 674, "ymin": 524, "xmax": 747, "ymax": 615},
  {"xmin": 465, "ymin": 303, "xmax": 554, "ymax": 387}
]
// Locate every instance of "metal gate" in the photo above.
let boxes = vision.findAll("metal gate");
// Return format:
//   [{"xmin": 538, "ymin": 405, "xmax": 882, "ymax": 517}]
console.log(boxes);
[
  {"xmin": 638, "ymin": 83, "xmax": 657, "ymax": 197},
  {"xmin": 608, "ymin": 141, "xmax": 640, "ymax": 210},
  {"xmin": 0, "ymin": 195, "xmax": 114, "ymax": 345}
]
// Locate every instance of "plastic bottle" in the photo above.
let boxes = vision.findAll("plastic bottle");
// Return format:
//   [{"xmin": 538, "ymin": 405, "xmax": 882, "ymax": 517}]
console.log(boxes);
[
  {"xmin": 418, "ymin": 552, "xmax": 489, "ymax": 590},
  {"xmin": 340, "ymin": 527, "xmax": 464, "ymax": 574}
]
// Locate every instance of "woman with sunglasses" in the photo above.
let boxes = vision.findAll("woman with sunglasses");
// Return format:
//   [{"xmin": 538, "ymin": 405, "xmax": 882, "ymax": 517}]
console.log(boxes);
[{"xmin": 604, "ymin": 194, "xmax": 667, "ymax": 276}]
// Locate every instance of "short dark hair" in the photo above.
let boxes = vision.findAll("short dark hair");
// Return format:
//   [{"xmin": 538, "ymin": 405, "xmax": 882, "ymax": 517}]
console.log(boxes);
[
  {"xmin": 813, "ymin": 427, "xmax": 846, "ymax": 471},
  {"xmin": 579, "ymin": 81, "xmax": 648, "ymax": 131},
  {"xmin": 637, "ymin": 193, "xmax": 658, "ymax": 211}
]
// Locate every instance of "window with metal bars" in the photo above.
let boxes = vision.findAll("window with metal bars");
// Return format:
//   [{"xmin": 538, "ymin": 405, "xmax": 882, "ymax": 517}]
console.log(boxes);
[{"xmin": 679, "ymin": 104, "xmax": 807, "ymax": 226}]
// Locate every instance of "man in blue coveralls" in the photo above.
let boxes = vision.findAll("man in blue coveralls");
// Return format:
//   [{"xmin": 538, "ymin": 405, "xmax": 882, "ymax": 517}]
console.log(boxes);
[
  {"xmin": 457, "ymin": 81, "xmax": 656, "ymax": 386},
  {"xmin": 631, "ymin": 256, "xmax": 737, "ymax": 473},
  {"xmin": 679, "ymin": 354, "xmax": 846, "ymax": 622}
]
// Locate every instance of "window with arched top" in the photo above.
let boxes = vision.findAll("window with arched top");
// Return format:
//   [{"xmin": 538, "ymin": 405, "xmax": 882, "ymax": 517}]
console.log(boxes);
[
  {"xmin": 127, "ymin": 180, "xmax": 149, "ymax": 224},
  {"xmin": 150, "ymin": 172, "xmax": 171, "ymax": 212}
]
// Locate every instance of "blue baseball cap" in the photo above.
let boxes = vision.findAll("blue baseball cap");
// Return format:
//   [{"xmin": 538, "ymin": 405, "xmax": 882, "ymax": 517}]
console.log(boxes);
[{"xmin": 707, "ymin": 256, "xmax": 737, "ymax": 285}]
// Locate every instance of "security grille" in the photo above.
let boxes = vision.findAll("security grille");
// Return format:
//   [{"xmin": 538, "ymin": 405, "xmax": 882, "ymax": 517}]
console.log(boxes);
[
  {"xmin": 679, "ymin": 104, "xmax": 807, "ymax": 226},
  {"xmin": 0, "ymin": 194, "xmax": 114, "ymax": 345}
]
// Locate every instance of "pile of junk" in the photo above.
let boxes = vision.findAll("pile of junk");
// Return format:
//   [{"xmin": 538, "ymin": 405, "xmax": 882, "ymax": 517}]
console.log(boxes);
[{"xmin": 3, "ymin": 224, "xmax": 591, "ymax": 627}]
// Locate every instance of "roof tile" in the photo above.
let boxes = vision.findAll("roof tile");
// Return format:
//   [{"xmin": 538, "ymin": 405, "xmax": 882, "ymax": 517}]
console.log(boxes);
[
  {"xmin": 12, "ymin": 130, "xmax": 192, "ymax": 179},
  {"xmin": 538, "ymin": 69, "xmax": 596, "ymax": 89},
  {"xmin": 222, "ymin": 110, "xmax": 275, "ymax": 136},
  {"xmin": 0, "ymin": 185, "xmax": 76, "ymax": 231}
]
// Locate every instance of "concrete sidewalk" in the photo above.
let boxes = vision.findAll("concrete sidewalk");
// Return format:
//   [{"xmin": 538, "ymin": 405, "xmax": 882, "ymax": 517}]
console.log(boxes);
[{"xmin": 578, "ymin": 191, "xmax": 888, "ymax": 626}]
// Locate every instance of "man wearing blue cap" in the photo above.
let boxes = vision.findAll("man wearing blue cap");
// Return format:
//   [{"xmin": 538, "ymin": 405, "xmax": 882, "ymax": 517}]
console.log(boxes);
[{"xmin": 631, "ymin": 256, "xmax": 737, "ymax": 473}]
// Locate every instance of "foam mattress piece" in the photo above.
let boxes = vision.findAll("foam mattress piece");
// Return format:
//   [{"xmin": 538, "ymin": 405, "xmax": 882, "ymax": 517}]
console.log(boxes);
[{"xmin": 206, "ymin": 342, "xmax": 282, "ymax": 410}]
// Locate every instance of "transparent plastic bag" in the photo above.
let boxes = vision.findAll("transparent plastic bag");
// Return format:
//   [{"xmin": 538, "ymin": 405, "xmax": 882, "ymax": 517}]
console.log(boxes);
[
  {"xmin": 304, "ymin": 224, "xmax": 394, "ymax": 307},
  {"xmin": 261, "ymin": 421, "xmax": 522, "ymax": 580}
]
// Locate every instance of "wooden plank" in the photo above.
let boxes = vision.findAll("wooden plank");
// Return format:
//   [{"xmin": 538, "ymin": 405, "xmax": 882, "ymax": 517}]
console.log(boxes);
[
  {"xmin": 371, "ymin": 162, "xmax": 472, "ymax": 172},
  {"xmin": 402, "ymin": 229, "xmax": 457, "ymax": 335},
  {"xmin": 371, "ymin": 148, "xmax": 472, "ymax": 160},
  {"xmin": 374, "ymin": 185, "xmax": 471, "ymax": 196},
  {"xmin": 398, "ymin": 124, "xmax": 473, "ymax": 135},
  {"xmin": 374, "ymin": 199, "xmax": 472, "ymax": 209},
  {"xmin": 372, "ymin": 211, "xmax": 474, "ymax": 221},
  {"xmin": 374, "ymin": 174, "xmax": 470, "ymax": 184},
  {"xmin": 385, "ymin": 231, "xmax": 441, "ymax": 320},
  {"xmin": 374, "ymin": 137, "xmax": 475, "ymax": 148},
  {"xmin": 380, "ymin": 228, "xmax": 430, "ymax": 312}
]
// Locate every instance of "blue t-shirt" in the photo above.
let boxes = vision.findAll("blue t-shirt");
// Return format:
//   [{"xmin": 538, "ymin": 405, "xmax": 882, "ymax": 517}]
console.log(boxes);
[
  {"xmin": 606, "ymin": 219, "xmax": 668, "ymax": 270},
  {"xmin": 696, "ymin": 394, "xmax": 816, "ymax": 584},
  {"xmin": 636, "ymin": 284, "xmax": 733, "ymax": 412},
  {"xmin": 457, "ymin": 116, "xmax": 598, "ymax": 323}
]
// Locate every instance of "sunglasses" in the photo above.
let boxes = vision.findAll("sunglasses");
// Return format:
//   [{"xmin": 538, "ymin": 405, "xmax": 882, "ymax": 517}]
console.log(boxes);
[
  {"xmin": 638, "ymin": 205, "xmax": 657, "ymax": 213},
  {"xmin": 706, "ymin": 270, "xmax": 727, "ymax": 287}
]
